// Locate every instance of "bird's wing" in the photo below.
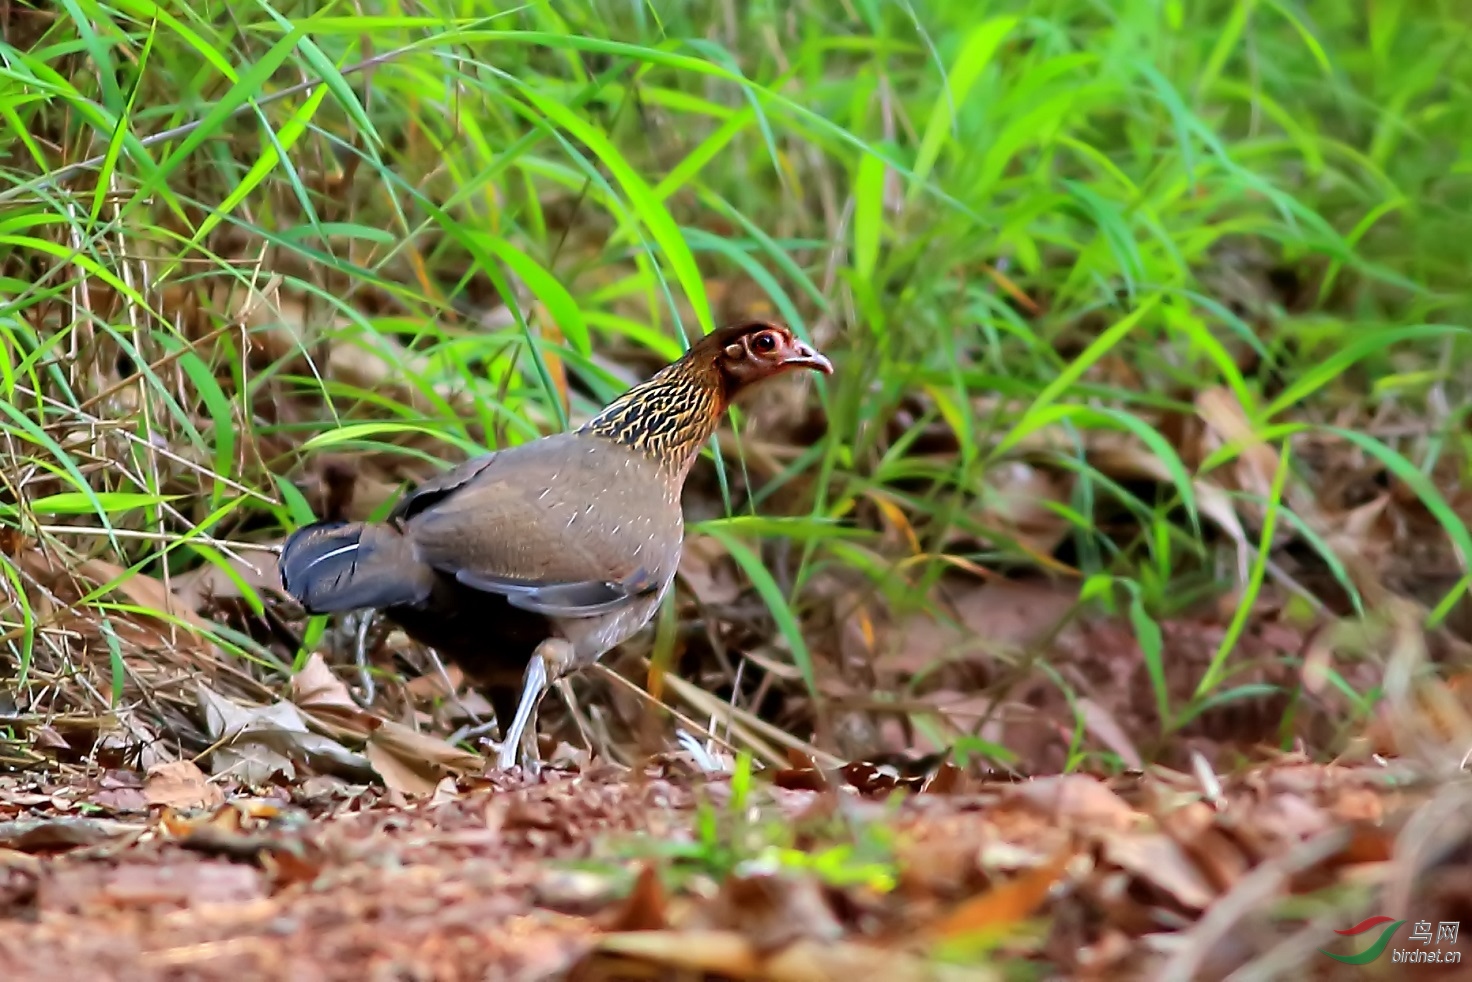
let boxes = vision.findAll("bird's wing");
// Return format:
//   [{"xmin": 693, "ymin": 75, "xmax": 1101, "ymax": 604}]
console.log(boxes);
[
  {"xmin": 403, "ymin": 434, "xmax": 680, "ymax": 617},
  {"xmin": 452, "ymin": 566, "xmax": 660, "ymax": 618},
  {"xmin": 388, "ymin": 451, "xmax": 502, "ymax": 523}
]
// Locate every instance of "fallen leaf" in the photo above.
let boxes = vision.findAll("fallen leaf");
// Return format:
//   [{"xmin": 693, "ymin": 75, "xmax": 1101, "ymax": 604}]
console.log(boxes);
[
  {"xmin": 592, "ymin": 932, "xmax": 960, "ymax": 982},
  {"xmin": 1075, "ymin": 698, "xmax": 1144, "ymax": 771},
  {"xmin": 169, "ymin": 548, "xmax": 281, "ymax": 613},
  {"xmin": 928, "ymin": 849, "xmax": 1073, "ymax": 940},
  {"xmin": 363, "ymin": 718, "xmax": 482, "ymax": 797},
  {"xmin": 364, "ymin": 739, "xmax": 438, "ymax": 797},
  {"xmin": 881, "ymin": 578, "xmax": 1078, "ymax": 675},
  {"xmin": 144, "ymin": 760, "xmax": 224, "ymax": 811},
  {"xmin": 76, "ymin": 557, "xmax": 217, "ymax": 635},
  {"xmin": 678, "ymin": 533, "xmax": 743, "ymax": 605},
  {"xmin": 975, "ymin": 460, "xmax": 1073, "ymax": 558},
  {"xmin": 405, "ymin": 663, "xmax": 466, "ymax": 700},
  {"xmin": 606, "ymin": 863, "xmax": 669, "ymax": 932},
  {"xmin": 96, "ymin": 713, "xmax": 175, "ymax": 772},
  {"xmin": 195, "ymin": 682, "xmax": 373, "ymax": 786},
  {"xmin": 1166, "ymin": 812, "xmax": 1249, "ymax": 893},
  {"xmin": 690, "ymin": 869, "xmax": 844, "ymax": 955},
  {"xmin": 593, "ymin": 931, "xmax": 763, "ymax": 978},
  {"xmin": 88, "ymin": 785, "xmax": 150, "ymax": 815},
  {"xmin": 0, "ymin": 816, "xmax": 144, "ymax": 852},
  {"xmin": 99, "ymin": 861, "xmax": 264, "ymax": 908},
  {"xmin": 1003, "ymin": 775, "xmax": 1141, "ymax": 834},
  {"xmin": 534, "ymin": 869, "xmax": 626, "ymax": 915},
  {"xmin": 290, "ymin": 652, "xmax": 359, "ymax": 713},
  {"xmin": 1100, "ymin": 831, "xmax": 1216, "ymax": 910},
  {"xmin": 298, "ymin": 455, "xmax": 405, "ymax": 523}
]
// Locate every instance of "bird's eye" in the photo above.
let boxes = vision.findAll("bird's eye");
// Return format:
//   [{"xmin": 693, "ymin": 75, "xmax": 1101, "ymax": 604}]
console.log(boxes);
[{"xmin": 751, "ymin": 331, "xmax": 778, "ymax": 353}]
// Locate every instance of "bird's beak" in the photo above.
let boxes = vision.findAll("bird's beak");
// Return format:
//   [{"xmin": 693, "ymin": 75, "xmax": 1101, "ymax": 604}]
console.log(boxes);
[{"xmin": 785, "ymin": 340, "xmax": 835, "ymax": 375}]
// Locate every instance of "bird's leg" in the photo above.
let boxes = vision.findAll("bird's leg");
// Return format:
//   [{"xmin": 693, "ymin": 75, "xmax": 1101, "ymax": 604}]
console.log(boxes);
[
  {"xmin": 423, "ymin": 644, "xmax": 487, "ymax": 732},
  {"xmin": 555, "ymin": 678, "xmax": 596, "ymax": 753},
  {"xmin": 352, "ymin": 611, "xmax": 376, "ymax": 707},
  {"xmin": 497, "ymin": 638, "xmax": 577, "ymax": 773}
]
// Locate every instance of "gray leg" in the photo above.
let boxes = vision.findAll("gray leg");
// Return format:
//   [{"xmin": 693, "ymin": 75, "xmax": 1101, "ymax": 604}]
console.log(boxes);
[{"xmin": 497, "ymin": 638, "xmax": 576, "ymax": 773}]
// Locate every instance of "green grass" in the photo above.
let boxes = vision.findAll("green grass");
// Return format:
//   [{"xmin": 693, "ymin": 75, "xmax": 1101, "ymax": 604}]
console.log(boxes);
[{"xmin": 1, "ymin": 0, "xmax": 1470, "ymax": 768}]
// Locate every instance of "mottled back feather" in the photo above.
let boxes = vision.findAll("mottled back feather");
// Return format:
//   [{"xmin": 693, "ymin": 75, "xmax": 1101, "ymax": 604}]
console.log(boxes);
[{"xmin": 397, "ymin": 431, "xmax": 684, "ymax": 595}]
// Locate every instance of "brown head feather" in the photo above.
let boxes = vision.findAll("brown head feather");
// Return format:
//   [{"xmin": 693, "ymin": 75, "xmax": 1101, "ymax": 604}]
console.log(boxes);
[{"xmin": 580, "ymin": 318, "xmax": 832, "ymax": 473}]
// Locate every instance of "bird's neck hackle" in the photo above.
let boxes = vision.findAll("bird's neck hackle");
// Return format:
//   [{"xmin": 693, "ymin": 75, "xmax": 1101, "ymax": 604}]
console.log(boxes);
[{"xmin": 579, "ymin": 355, "xmax": 728, "ymax": 476}]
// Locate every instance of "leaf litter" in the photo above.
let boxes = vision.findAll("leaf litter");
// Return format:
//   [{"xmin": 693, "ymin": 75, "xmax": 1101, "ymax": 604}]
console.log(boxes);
[{"xmin": 0, "ymin": 744, "xmax": 1465, "ymax": 979}]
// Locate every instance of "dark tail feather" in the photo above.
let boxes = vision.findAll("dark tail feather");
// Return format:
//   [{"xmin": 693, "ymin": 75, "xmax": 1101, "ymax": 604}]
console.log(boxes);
[{"xmin": 278, "ymin": 521, "xmax": 433, "ymax": 614}]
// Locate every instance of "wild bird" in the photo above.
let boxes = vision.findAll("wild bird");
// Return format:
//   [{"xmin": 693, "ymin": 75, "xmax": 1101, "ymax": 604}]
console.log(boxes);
[{"xmin": 277, "ymin": 319, "xmax": 833, "ymax": 772}]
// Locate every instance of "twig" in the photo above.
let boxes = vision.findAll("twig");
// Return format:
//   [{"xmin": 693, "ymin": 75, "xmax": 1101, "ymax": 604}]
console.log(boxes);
[
  {"xmin": 1157, "ymin": 827, "xmax": 1352, "ymax": 982},
  {"xmin": 33, "ymin": 525, "xmax": 279, "ymax": 553}
]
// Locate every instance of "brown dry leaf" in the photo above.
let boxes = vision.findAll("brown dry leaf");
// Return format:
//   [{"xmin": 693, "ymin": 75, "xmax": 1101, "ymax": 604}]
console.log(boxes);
[
  {"xmin": 296, "ymin": 455, "xmax": 407, "ymax": 523},
  {"xmin": 1320, "ymin": 492, "xmax": 1396, "ymax": 607},
  {"xmin": 678, "ymin": 533, "xmax": 742, "ymax": 605},
  {"xmin": 928, "ymin": 849, "xmax": 1073, "ymax": 941},
  {"xmin": 289, "ymin": 652, "xmax": 359, "ymax": 714},
  {"xmin": 593, "ymin": 930, "xmax": 764, "ymax": 978},
  {"xmin": 169, "ymin": 549, "xmax": 281, "ymax": 613},
  {"xmin": 195, "ymin": 681, "xmax": 372, "ymax": 786},
  {"xmin": 880, "ymin": 577, "xmax": 1078, "ymax": 676},
  {"xmin": 39, "ymin": 855, "xmax": 263, "ymax": 912},
  {"xmin": 0, "ymin": 816, "xmax": 143, "ymax": 852},
  {"xmin": 282, "ymin": 674, "xmax": 483, "ymax": 795},
  {"xmin": 1005, "ymin": 775, "xmax": 1139, "ymax": 831},
  {"xmin": 70, "ymin": 556, "xmax": 218, "ymax": 636},
  {"xmin": 1365, "ymin": 670, "xmax": 1472, "ymax": 755},
  {"xmin": 258, "ymin": 844, "xmax": 328, "ymax": 889},
  {"xmin": 1160, "ymin": 801, "xmax": 1250, "ymax": 892},
  {"xmin": 951, "ymin": 577, "xmax": 1079, "ymax": 646},
  {"xmin": 866, "ymin": 488, "xmax": 922, "ymax": 555},
  {"xmin": 326, "ymin": 336, "xmax": 474, "ymax": 418},
  {"xmin": 1190, "ymin": 479, "xmax": 1253, "ymax": 583},
  {"xmin": 367, "ymin": 718, "xmax": 482, "ymax": 771},
  {"xmin": 96, "ymin": 712, "xmax": 175, "ymax": 772},
  {"xmin": 143, "ymin": 760, "xmax": 224, "ymax": 811},
  {"xmin": 1195, "ymin": 386, "xmax": 1321, "ymax": 540},
  {"xmin": 363, "ymin": 739, "xmax": 438, "ymax": 797},
  {"xmin": 0, "ymin": 526, "xmax": 24, "ymax": 558},
  {"xmin": 1075, "ymin": 698, "xmax": 1144, "ymax": 771},
  {"xmin": 596, "ymin": 933, "xmax": 975, "ymax": 982},
  {"xmin": 405, "ymin": 664, "xmax": 465, "ymax": 700},
  {"xmin": 88, "ymin": 785, "xmax": 150, "ymax": 815},
  {"xmin": 922, "ymin": 761, "xmax": 966, "ymax": 794},
  {"xmin": 1099, "ymin": 831, "xmax": 1216, "ymax": 910},
  {"xmin": 975, "ymin": 460, "xmax": 1073, "ymax": 558},
  {"xmin": 690, "ymin": 870, "xmax": 844, "ymax": 955},
  {"xmin": 363, "ymin": 718, "xmax": 482, "ymax": 798},
  {"xmin": 1086, "ymin": 427, "xmax": 1254, "ymax": 582},
  {"xmin": 1195, "ymin": 387, "xmax": 1281, "ymax": 500},
  {"xmin": 606, "ymin": 863, "xmax": 669, "ymax": 932},
  {"xmin": 198, "ymin": 273, "xmax": 297, "ymax": 362},
  {"xmin": 1334, "ymin": 823, "xmax": 1396, "ymax": 866}
]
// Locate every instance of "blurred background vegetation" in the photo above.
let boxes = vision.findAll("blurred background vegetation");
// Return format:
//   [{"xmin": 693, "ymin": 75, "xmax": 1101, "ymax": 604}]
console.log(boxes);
[{"xmin": 2, "ymin": 0, "xmax": 1471, "ymax": 779}]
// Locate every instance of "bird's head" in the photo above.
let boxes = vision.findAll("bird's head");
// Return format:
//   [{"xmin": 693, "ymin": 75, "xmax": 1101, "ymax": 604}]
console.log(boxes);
[
  {"xmin": 582, "ymin": 317, "xmax": 834, "ymax": 467},
  {"xmin": 696, "ymin": 318, "xmax": 834, "ymax": 393}
]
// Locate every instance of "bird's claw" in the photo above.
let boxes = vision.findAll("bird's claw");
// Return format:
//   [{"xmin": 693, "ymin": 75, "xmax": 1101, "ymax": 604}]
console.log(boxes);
[{"xmin": 496, "ymin": 638, "xmax": 576, "ymax": 774}]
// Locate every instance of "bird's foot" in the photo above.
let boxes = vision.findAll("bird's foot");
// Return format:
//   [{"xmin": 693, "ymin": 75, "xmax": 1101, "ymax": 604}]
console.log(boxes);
[
  {"xmin": 446, "ymin": 717, "xmax": 502, "ymax": 748},
  {"xmin": 497, "ymin": 638, "xmax": 577, "ymax": 774}
]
